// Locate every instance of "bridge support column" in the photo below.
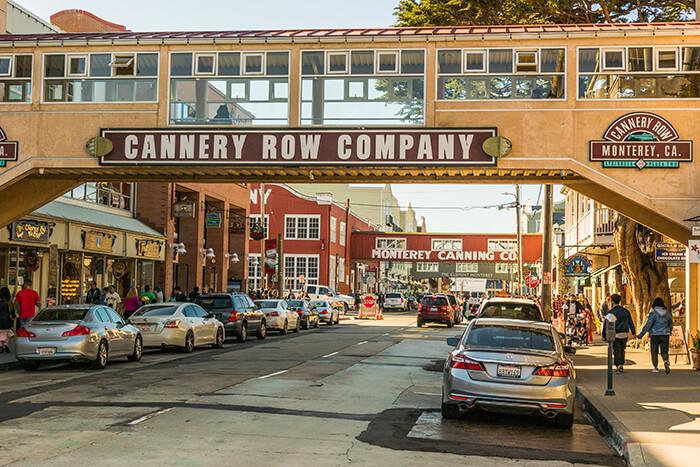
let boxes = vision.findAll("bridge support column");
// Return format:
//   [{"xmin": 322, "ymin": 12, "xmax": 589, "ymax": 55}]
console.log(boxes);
[{"xmin": 687, "ymin": 260, "xmax": 699, "ymax": 347}]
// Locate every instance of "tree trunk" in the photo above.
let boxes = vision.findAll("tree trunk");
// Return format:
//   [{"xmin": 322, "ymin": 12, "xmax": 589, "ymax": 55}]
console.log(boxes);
[{"xmin": 613, "ymin": 214, "xmax": 671, "ymax": 329}]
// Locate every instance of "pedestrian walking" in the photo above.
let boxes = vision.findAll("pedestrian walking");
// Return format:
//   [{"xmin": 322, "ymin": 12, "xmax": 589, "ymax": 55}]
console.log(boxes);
[
  {"xmin": 172, "ymin": 286, "xmax": 188, "ymax": 302},
  {"xmin": 188, "ymin": 286, "xmax": 200, "ymax": 302},
  {"xmin": 139, "ymin": 285, "xmax": 157, "ymax": 306},
  {"xmin": 104, "ymin": 285, "xmax": 122, "ymax": 312},
  {"xmin": 15, "ymin": 280, "xmax": 40, "ymax": 327},
  {"xmin": 637, "ymin": 297, "xmax": 674, "ymax": 374},
  {"xmin": 602, "ymin": 294, "xmax": 636, "ymax": 374},
  {"xmin": 86, "ymin": 281, "xmax": 102, "ymax": 305},
  {"xmin": 154, "ymin": 286, "xmax": 164, "ymax": 303},
  {"xmin": 582, "ymin": 298, "xmax": 594, "ymax": 343},
  {"xmin": 100, "ymin": 287, "xmax": 108, "ymax": 305},
  {"xmin": 123, "ymin": 287, "xmax": 140, "ymax": 319},
  {"xmin": 378, "ymin": 292, "xmax": 384, "ymax": 312},
  {"xmin": 0, "ymin": 287, "xmax": 15, "ymax": 354}
]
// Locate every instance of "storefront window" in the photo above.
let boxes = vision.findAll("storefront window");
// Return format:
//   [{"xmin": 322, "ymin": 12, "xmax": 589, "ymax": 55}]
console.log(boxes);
[
  {"xmin": 61, "ymin": 253, "xmax": 81, "ymax": 304},
  {"xmin": 137, "ymin": 260, "xmax": 154, "ymax": 292}
]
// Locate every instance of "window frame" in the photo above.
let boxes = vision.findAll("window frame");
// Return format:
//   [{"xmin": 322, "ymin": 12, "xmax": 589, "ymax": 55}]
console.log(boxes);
[
  {"xmin": 376, "ymin": 50, "xmax": 399, "ymax": 74},
  {"xmin": 242, "ymin": 53, "xmax": 265, "ymax": 75},
  {"xmin": 601, "ymin": 48, "xmax": 626, "ymax": 71},
  {"xmin": 66, "ymin": 54, "xmax": 88, "ymax": 77},
  {"xmin": 194, "ymin": 53, "xmax": 217, "ymax": 76},
  {"xmin": 431, "ymin": 238, "xmax": 463, "ymax": 251},
  {"xmin": 463, "ymin": 50, "xmax": 486, "ymax": 73},
  {"xmin": 327, "ymin": 51, "xmax": 349, "ymax": 75},
  {"xmin": 0, "ymin": 55, "xmax": 13, "ymax": 77},
  {"xmin": 514, "ymin": 50, "xmax": 538, "ymax": 73},
  {"xmin": 416, "ymin": 262, "xmax": 439, "ymax": 273},
  {"xmin": 456, "ymin": 263, "xmax": 478, "ymax": 273},
  {"xmin": 656, "ymin": 47, "xmax": 679, "ymax": 71},
  {"xmin": 330, "ymin": 216, "xmax": 337, "ymax": 244},
  {"xmin": 339, "ymin": 221, "xmax": 346, "ymax": 247},
  {"xmin": 375, "ymin": 237, "xmax": 407, "ymax": 250},
  {"xmin": 284, "ymin": 215, "xmax": 321, "ymax": 240},
  {"xmin": 0, "ymin": 54, "xmax": 34, "ymax": 104}
]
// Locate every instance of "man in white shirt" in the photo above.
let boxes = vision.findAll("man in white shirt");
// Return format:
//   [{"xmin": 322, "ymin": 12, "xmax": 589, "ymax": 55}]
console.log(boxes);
[{"xmin": 104, "ymin": 285, "xmax": 122, "ymax": 311}]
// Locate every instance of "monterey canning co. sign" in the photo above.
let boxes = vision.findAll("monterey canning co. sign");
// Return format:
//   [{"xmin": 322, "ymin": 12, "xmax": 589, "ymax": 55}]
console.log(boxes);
[
  {"xmin": 98, "ymin": 128, "xmax": 497, "ymax": 166},
  {"xmin": 589, "ymin": 112, "xmax": 692, "ymax": 170}
]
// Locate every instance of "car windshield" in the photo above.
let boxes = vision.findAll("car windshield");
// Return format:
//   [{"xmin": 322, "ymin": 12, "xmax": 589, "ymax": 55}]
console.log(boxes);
[
  {"xmin": 310, "ymin": 301, "xmax": 329, "ymax": 307},
  {"xmin": 132, "ymin": 305, "xmax": 179, "ymax": 317},
  {"xmin": 480, "ymin": 303, "xmax": 542, "ymax": 321},
  {"xmin": 465, "ymin": 325, "xmax": 555, "ymax": 352},
  {"xmin": 33, "ymin": 308, "xmax": 89, "ymax": 322},
  {"xmin": 196, "ymin": 297, "xmax": 231, "ymax": 310},
  {"xmin": 257, "ymin": 300, "xmax": 280, "ymax": 308},
  {"xmin": 288, "ymin": 300, "xmax": 305, "ymax": 307},
  {"xmin": 386, "ymin": 293, "xmax": 402, "ymax": 299},
  {"xmin": 422, "ymin": 296, "xmax": 448, "ymax": 306}
]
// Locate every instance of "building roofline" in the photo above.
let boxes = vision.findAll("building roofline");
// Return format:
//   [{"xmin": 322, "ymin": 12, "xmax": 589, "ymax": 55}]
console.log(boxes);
[
  {"xmin": 7, "ymin": 0, "xmax": 60, "ymax": 33},
  {"xmin": 49, "ymin": 9, "xmax": 129, "ymax": 32},
  {"xmin": 1, "ymin": 22, "xmax": 699, "ymax": 45}
]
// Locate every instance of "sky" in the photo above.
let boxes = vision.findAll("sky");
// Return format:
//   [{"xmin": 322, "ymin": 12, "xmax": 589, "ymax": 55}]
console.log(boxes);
[{"xmin": 16, "ymin": 0, "xmax": 562, "ymax": 233}]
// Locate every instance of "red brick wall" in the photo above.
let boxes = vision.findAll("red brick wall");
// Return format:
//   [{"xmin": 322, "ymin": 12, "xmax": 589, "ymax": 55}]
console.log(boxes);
[{"xmin": 50, "ymin": 9, "xmax": 127, "ymax": 33}]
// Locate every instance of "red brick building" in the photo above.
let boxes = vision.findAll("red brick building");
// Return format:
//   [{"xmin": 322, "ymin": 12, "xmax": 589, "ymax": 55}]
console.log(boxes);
[{"xmin": 50, "ymin": 9, "xmax": 128, "ymax": 33}]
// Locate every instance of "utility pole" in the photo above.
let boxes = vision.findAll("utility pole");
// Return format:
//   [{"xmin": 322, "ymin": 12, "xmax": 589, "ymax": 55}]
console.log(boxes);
[
  {"xmin": 515, "ymin": 185, "xmax": 523, "ymax": 297},
  {"xmin": 541, "ymin": 184, "xmax": 554, "ymax": 320},
  {"xmin": 259, "ymin": 183, "xmax": 266, "ymax": 291},
  {"xmin": 277, "ymin": 233, "xmax": 284, "ymax": 298}
]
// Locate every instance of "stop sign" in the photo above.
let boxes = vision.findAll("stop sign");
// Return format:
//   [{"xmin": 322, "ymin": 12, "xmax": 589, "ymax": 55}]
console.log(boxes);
[
  {"xmin": 363, "ymin": 296, "xmax": 376, "ymax": 308},
  {"xmin": 524, "ymin": 275, "xmax": 539, "ymax": 288}
]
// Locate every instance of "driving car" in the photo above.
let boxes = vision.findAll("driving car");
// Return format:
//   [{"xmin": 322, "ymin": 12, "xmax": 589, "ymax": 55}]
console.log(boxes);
[
  {"xmin": 444, "ymin": 293, "xmax": 462, "ymax": 324},
  {"xmin": 287, "ymin": 299, "xmax": 320, "ymax": 329},
  {"xmin": 384, "ymin": 292, "xmax": 408, "ymax": 312},
  {"xmin": 196, "ymin": 293, "xmax": 266, "ymax": 343},
  {"xmin": 15, "ymin": 305, "xmax": 143, "ymax": 371},
  {"xmin": 128, "ymin": 302, "xmax": 225, "ymax": 352},
  {"xmin": 254, "ymin": 299, "xmax": 300, "ymax": 334},
  {"xmin": 442, "ymin": 318, "xmax": 576, "ymax": 429},
  {"xmin": 417, "ymin": 294, "xmax": 454, "ymax": 328},
  {"xmin": 473, "ymin": 298, "xmax": 544, "ymax": 322},
  {"xmin": 309, "ymin": 300, "xmax": 339, "ymax": 325},
  {"xmin": 305, "ymin": 285, "xmax": 353, "ymax": 311}
]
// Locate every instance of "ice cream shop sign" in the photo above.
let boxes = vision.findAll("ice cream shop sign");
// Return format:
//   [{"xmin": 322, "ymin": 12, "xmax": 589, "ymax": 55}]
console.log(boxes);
[{"xmin": 589, "ymin": 112, "xmax": 692, "ymax": 170}]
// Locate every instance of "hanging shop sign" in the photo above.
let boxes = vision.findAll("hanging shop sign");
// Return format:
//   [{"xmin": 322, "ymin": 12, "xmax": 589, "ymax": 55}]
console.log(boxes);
[
  {"xmin": 655, "ymin": 242, "xmax": 686, "ymax": 262},
  {"xmin": 229, "ymin": 217, "xmax": 246, "ymax": 234},
  {"xmin": 205, "ymin": 213, "xmax": 222, "ymax": 228},
  {"xmin": 23, "ymin": 251, "xmax": 40, "ymax": 272},
  {"xmin": 693, "ymin": 226, "xmax": 700, "ymax": 237},
  {"xmin": 10, "ymin": 219, "xmax": 50, "ymax": 243},
  {"xmin": 264, "ymin": 238, "xmax": 277, "ymax": 274},
  {"xmin": 174, "ymin": 201, "xmax": 195, "ymax": 218},
  {"xmin": 111, "ymin": 259, "xmax": 128, "ymax": 279},
  {"xmin": 97, "ymin": 128, "xmax": 497, "ymax": 166},
  {"xmin": 589, "ymin": 112, "xmax": 692, "ymax": 170},
  {"xmin": 0, "ymin": 126, "xmax": 19, "ymax": 167},
  {"xmin": 136, "ymin": 239, "xmax": 163, "ymax": 259},
  {"xmin": 83, "ymin": 231, "xmax": 116, "ymax": 253},
  {"xmin": 565, "ymin": 254, "xmax": 593, "ymax": 276},
  {"xmin": 688, "ymin": 240, "xmax": 700, "ymax": 263},
  {"xmin": 249, "ymin": 219, "xmax": 266, "ymax": 240}
]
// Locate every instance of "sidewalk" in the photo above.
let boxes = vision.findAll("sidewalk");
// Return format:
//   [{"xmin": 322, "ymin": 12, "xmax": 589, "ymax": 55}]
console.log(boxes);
[
  {"xmin": 573, "ymin": 339, "xmax": 700, "ymax": 467},
  {"xmin": 0, "ymin": 339, "xmax": 19, "ymax": 371}
]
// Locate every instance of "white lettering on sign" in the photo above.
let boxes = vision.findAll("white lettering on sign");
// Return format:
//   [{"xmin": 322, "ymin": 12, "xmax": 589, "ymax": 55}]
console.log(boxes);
[
  {"xmin": 438, "ymin": 134, "xmax": 454, "ymax": 160},
  {"xmin": 338, "ymin": 135, "xmax": 352, "ymax": 160},
  {"xmin": 459, "ymin": 134, "xmax": 474, "ymax": 159},
  {"xmin": 399, "ymin": 135, "xmax": 414, "ymax": 160},
  {"xmin": 300, "ymin": 134, "xmax": 320, "ymax": 159},
  {"xmin": 198, "ymin": 135, "xmax": 210, "ymax": 159},
  {"xmin": 369, "ymin": 249, "xmax": 514, "ymax": 262},
  {"xmin": 231, "ymin": 135, "xmax": 246, "ymax": 159},
  {"xmin": 181, "ymin": 135, "xmax": 195, "ymax": 159},
  {"xmin": 357, "ymin": 135, "xmax": 371, "ymax": 160},
  {"xmin": 376, "ymin": 135, "xmax": 394, "ymax": 160},
  {"xmin": 417, "ymin": 135, "xmax": 433, "ymax": 160},
  {"xmin": 281, "ymin": 134, "xmax": 295, "ymax": 160},
  {"xmin": 213, "ymin": 135, "xmax": 227, "ymax": 159},
  {"xmin": 262, "ymin": 135, "xmax": 276, "ymax": 159},
  {"xmin": 161, "ymin": 135, "xmax": 176, "ymax": 159},
  {"xmin": 125, "ymin": 135, "xmax": 139, "ymax": 160}
]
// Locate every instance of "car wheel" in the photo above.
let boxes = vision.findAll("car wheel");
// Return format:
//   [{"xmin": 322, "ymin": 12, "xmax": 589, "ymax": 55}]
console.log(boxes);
[
  {"xmin": 237, "ymin": 323, "xmax": 248, "ymax": 344},
  {"xmin": 441, "ymin": 402, "xmax": 460, "ymax": 420},
  {"xmin": 256, "ymin": 321, "xmax": 267, "ymax": 340},
  {"xmin": 313, "ymin": 318, "xmax": 320, "ymax": 329},
  {"xmin": 128, "ymin": 336, "xmax": 143, "ymax": 362},
  {"xmin": 21, "ymin": 361, "xmax": 40, "ymax": 371},
  {"xmin": 446, "ymin": 319, "xmax": 454, "ymax": 328},
  {"xmin": 293, "ymin": 317, "xmax": 300, "ymax": 333},
  {"xmin": 302, "ymin": 317, "xmax": 309, "ymax": 330},
  {"xmin": 281, "ymin": 319, "xmax": 289, "ymax": 335},
  {"xmin": 184, "ymin": 331, "xmax": 195, "ymax": 352},
  {"xmin": 91, "ymin": 340, "xmax": 109, "ymax": 369},
  {"xmin": 213, "ymin": 327, "xmax": 225, "ymax": 348},
  {"xmin": 554, "ymin": 412, "xmax": 574, "ymax": 429},
  {"xmin": 327, "ymin": 316, "xmax": 334, "ymax": 326},
  {"xmin": 417, "ymin": 320, "xmax": 423, "ymax": 327}
]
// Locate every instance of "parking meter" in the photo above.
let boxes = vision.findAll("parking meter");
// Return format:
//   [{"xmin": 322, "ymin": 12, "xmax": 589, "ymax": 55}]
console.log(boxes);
[
  {"xmin": 605, "ymin": 317, "xmax": 616, "ymax": 343},
  {"xmin": 604, "ymin": 315, "xmax": 617, "ymax": 396}
]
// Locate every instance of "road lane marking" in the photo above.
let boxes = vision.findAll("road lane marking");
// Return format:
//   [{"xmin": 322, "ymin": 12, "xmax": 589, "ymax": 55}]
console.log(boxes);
[
  {"xmin": 382, "ymin": 333, "xmax": 389, "ymax": 336},
  {"xmin": 322, "ymin": 351, "xmax": 339, "ymax": 358},
  {"xmin": 128, "ymin": 407, "xmax": 174, "ymax": 425},
  {"xmin": 257, "ymin": 370, "xmax": 288, "ymax": 379},
  {"xmin": 357, "ymin": 341, "xmax": 368, "ymax": 345}
]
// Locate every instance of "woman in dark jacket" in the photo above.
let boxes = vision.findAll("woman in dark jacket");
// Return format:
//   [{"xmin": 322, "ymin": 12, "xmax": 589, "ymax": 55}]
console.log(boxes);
[{"xmin": 0, "ymin": 286, "xmax": 15, "ymax": 353}]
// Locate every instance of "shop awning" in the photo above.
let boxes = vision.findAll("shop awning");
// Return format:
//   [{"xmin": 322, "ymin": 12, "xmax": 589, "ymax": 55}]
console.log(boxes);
[
  {"xmin": 591, "ymin": 263, "xmax": 621, "ymax": 278},
  {"xmin": 34, "ymin": 200, "xmax": 165, "ymax": 238}
]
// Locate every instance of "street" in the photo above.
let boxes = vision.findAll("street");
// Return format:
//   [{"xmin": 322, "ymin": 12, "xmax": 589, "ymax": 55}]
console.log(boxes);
[{"xmin": 0, "ymin": 314, "xmax": 621, "ymax": 466}]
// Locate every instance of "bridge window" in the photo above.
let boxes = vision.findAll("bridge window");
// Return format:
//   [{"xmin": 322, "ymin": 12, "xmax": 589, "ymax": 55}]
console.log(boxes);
[
  {"xmin": 488, "ymin": 239, "xmax": 517, "ymax": 251},
  {"xmin": 375, "ymin": 238, "xmax": 406, "ymax": 250},
  {"xmin": 495, "ymin": 263, "xmax": 516, "ymax": 273},
  {"xmin": 438, "ymin": 48, "xmax": 565, "ymax": 100},
  {"xmin": 301, "ymin": 49, "xmax": 425, "ymax": 125},
  {"xmin": 579, "ymin": 46, "xmax": 700, "ymax": 99},
  {"xmin": 416, "ymin": 262, "xmax": 439, "ymax": 273},
  {"xmin": 0, "ymin": 54, "xmax": 32, "ymax": 103},
  {"xmin": 169, "ymin": 51, "xmax": 289, "ymax": 125},
  {"xmin": 64, "ymin": 182, "xmax": 133, "ymax": 211},
  {"xmin": 42, "ymin": 52, "xmax": 158, "ymax": 103},
  {"xmin": 456, "ymin": 263, "xmax": 478, "ymax": 273},
  {"xmin": 431, "ymin": 239, "xmax": 462, "ymax": 251}
]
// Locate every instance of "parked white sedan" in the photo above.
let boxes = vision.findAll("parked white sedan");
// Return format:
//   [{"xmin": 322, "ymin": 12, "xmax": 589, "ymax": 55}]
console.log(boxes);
[
  {"xmin": 128, "ymin": 303, "xmax": 225, "ymax": 352},
  {"xmin": 254, "ymin": 300, "xmax": 300, "ymax": 334}
]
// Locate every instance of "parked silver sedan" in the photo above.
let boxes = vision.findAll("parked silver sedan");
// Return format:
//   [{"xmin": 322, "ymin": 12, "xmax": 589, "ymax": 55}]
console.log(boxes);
[
  {"xmin": 442, "ymin": 318, "xmax": 577, "ymax": 429},
  {"xmin": 254, "ymin": 299, "xmax": 300, "ymax": 334},
  {"xmin": 15, "ymin": 305, "xmax": 143, "ymax": 371},
  {"xmin": 309, "ymin": 300, "xmax": 339, "ymax": 325},
  {"xmin": 128, "ymin": 303, "xmax": 225, "ymax": 352}
]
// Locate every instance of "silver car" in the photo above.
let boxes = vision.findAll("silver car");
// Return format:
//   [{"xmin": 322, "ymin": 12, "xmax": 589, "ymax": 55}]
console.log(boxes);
[
  {"xmin": 128, "ymin": 303, "xmax": 225, "ymax": 352},
  {"xmin": 442, "ymin": 318, "xmax": 577, "ymax": 429},
  {"xmin": 309, "ymin": 300, "xmax": 339, "ymax": 325},
  {"xmin": 254, "ymin": 299, "xmax": 300, "ymax": 334},
  {"xmin": 15, "ymin": 305, "xmax": 143, "ymax": 371}
]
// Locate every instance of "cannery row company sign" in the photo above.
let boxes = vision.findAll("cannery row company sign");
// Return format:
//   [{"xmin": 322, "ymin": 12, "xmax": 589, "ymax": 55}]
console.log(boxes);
[
  {"xmin": 589, "ymin": 112, "xmax": 692, "ymax": 170},
  {"xmin": 96, "ymin": 128, "xmax": 497, "ymax": 166},
  {"xmin": 0, "ymin": 126, "xmax": 19, "ymax": 167}
]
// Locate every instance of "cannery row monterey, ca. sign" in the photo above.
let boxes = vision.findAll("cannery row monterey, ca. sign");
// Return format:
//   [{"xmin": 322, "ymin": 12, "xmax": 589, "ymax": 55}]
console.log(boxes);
[{"xmin": 97, "ymin": 128, "xmax": 497, "ymax": 166}]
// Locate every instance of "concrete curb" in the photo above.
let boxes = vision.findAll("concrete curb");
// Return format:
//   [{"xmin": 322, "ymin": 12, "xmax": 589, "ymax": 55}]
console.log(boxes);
[
  {"xmin": 576, "ymin": 384, "xmax": 647, "ymax": 466},
  {"xmin": 0, "ymin": 359, "xmax": 20, "ymax": 372}
]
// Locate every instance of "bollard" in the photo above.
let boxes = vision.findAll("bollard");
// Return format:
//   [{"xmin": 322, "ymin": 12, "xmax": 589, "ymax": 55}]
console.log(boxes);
[{"xmin": 604, "ymin": 316, "xmax": 617, "ymax": 396}]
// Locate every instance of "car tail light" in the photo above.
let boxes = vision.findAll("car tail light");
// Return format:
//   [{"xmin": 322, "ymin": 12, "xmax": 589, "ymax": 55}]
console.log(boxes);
[
  {"xmin": 62, "ymin": 325, "xmax": 90, "ymax": 337},
  {"xmin": 448, "ymin": 353, "xmax": 485, "ymax": 371},
  {"xmin": 267, "ymin": 312, "xmax": 279, "ymax": 317},
  {"xmin": 228, "ymin": 312, "xmax": 239, "ymax": 322},
  {"xmin": 418, "ymin": 304, "xmax": 423, "ymax": 311},
  {"xmin": 319, "ymin": 310, "xmax": 328, "ymax": 314},
  {"xmin": 17, "ymin": 327, "xmax": 36, "ymax": 338},
  {"xmin": 533, "ymin": 362, "xmax": 571, "ymax": 377},
  {"xmin": 545, "ymin": 403, "xmax": 568, "ymax": 408},
  {"xmin": 164, "ymin": 319, "xmax": 181, "ymax": 328}
]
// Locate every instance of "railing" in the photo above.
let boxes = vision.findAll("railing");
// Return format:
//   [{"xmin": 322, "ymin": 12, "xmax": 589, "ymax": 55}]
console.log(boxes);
[{"xmin": 565, "ymin": 208, "xmax": 615, "ymax": 256}]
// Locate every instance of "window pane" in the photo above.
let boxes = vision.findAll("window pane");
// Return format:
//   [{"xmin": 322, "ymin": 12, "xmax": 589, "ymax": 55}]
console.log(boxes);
[
  {"xmin": 328, "ymin": 53, "xmax": 347, "ymax": 73},
  {"xmin": 578, "ymin": 48, "xmax": 599, "ymax": 73},
  {"xmin": 658, "ymin": 50, "xmax": 677, "ymax": 69},
  {"xmin": 682, "ymin": 47, "xmax": 700, "ymax": 71},
  {"xmin": 351, "ymin": 51, "xmax": 374, "ymax": 74},
  {"xmin": 604, "ymin": 50, "xmax": 623, "ymax": 69},
  {"xmin": 14, "ymin": 55, "xmax": 32, "ymax": 78},
  {"xmin": 628, "ymin": 47, "xmax": 652, "ymax": 72},
  {"xmin": 401, "ymin": 50, "xmax": 424, "ymax": 74},
  {"xmin": 489, "ymin": 50, "xmax": 513, "ymax": 73},
  {"xmin": 465, "ymin": 52, "xmax": 484, "ymax": 71},
  {"xmin": 302, "ymin": 51, "xmax": 324, "ymax": 75},
  {"xmin": 0, "ymin": 57, "xmax": 10, "ymax": 75},
  {"xmin": 171, "ymin": 53, "xmax": 192, "ymax": 76},
  {"xmin": 69, "ymin": 56, "xmax": 86, "ymax": 75},
  {"xmin": 44, "ymin": 54, "xmax": 65, "ymax": 77},
  {"xmin": 218, "ymin": 53, "xmax": 240, "ymax": 76},
  {"xmin": 540, "ymin": 48, "xmax": 564, "ymax": 73},
  {"xmin": 266, "ymin": 52, "xmax": 289, "ymax": 75},
  {"xmin": 244, "ymin": 55, "xmax": 262, "ymax": 74},
  {"xmin": 90, "ymin": 54, "xmax": 111, "ymax": 77},
  {"xmin": 438, "ymin": 50, "xmax": 460, "ymax": 74},
  {"xmin": 378, "ymin": 53, "xmax": 397, "ymax": 72},
  {"xmin": 196, "ymin": 55, "xmax": 214, "ymax": 74},
  {"xmin": 137, "ymin": 53, "xmax": 158, "ymax": 76}
]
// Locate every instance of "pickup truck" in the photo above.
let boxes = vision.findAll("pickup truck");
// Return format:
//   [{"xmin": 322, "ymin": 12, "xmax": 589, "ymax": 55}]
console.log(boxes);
[{"xmin": 305, "ymin": 285, "xmax": 353, "ymax": 311}]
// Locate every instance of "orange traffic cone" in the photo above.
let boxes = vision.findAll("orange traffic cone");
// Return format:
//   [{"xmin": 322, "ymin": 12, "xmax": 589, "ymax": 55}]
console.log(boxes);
[{"xmin": 375, "ymin": 307, "xmax": 383, "ymax": 320}]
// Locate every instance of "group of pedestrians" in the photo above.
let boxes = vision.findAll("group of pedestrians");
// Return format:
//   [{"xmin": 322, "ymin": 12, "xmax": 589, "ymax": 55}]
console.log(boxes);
[{"xmin": 0, "ymin": 280, "xmax": 41, "ymax": 354}]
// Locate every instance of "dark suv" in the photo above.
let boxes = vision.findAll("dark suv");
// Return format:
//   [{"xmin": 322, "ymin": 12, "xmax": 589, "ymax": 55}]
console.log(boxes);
[
  {"xmin": 196, "ymin": 293, "xmax": 266, "ymax": 343},
  {"xmin": 417, "ymin": 294, "xmax": 454, "ymax": 328}
]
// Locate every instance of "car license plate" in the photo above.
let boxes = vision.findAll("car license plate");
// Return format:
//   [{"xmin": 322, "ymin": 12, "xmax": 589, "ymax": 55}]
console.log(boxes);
[
  {"xmin": 430, "ymin": 307, "xmax": 437, "ymax": 311},
  {"xmin": 37, "ymin": 347, "xmax": 56, "ymax": 356},
  {"xmin": 497, "ymin": 364, "xmax": 521, "ymax": 378}
]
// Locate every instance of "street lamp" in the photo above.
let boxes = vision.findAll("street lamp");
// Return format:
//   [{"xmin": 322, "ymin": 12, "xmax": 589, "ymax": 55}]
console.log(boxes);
[
  {"xmin": 502, "ymin": 186, "xmax": 523, "ymax": 297},
  {"xmin": 169, "ymin": 243, "xmax": 187, "ymax": 254},
  {"xmin": 200, "ymin": 248, "xmax": 215, "ymax": 260},
  {"xmin": 226, "ymin": 253, "xmax": 240, "ymax": 263}
]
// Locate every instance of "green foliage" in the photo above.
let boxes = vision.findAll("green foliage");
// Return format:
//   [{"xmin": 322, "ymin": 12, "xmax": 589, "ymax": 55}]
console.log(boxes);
[
  {"xmin": 692, "ymin": 331, "xmax": 700, "ymax": 350},
  {"xmin": 394, "ymin": 1, "xmax": 696, "ymax": 26}
]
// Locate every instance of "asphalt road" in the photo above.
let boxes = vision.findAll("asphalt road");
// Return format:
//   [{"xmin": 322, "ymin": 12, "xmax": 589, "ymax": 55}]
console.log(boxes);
[{"xmin": 0, "ymin": 313, "xmax": 623, "ymax": 466}]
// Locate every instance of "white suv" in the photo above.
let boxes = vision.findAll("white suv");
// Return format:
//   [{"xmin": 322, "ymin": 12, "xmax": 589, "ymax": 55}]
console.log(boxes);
[
  {"xmin": 383, "ymin": 292, "xmax": 407, "ymax": 312},
  {"xmin": 305, "ymin": 285, "xmax": 353, "ymax": 311}
]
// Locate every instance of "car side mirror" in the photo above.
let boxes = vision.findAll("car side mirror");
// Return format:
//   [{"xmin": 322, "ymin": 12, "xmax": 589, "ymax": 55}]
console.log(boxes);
[
  {"xmin": 446, "ymin": 337, "xmax": 460, "ymax": 347},
  {"xmin": 564, "ymin": 345, "xmax": 577, "ymax": 355}
]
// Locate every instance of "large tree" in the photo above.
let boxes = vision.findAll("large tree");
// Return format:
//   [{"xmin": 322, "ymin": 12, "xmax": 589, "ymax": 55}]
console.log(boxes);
[{"xmin": 394, "ymin": 0, "xmax": 695, "ymax": 26}]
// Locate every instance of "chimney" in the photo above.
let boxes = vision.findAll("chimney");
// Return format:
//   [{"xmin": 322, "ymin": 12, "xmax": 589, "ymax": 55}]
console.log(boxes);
[{"xmin": 0, "ymin": 0, "xmax": 7, "ymax": 34}]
